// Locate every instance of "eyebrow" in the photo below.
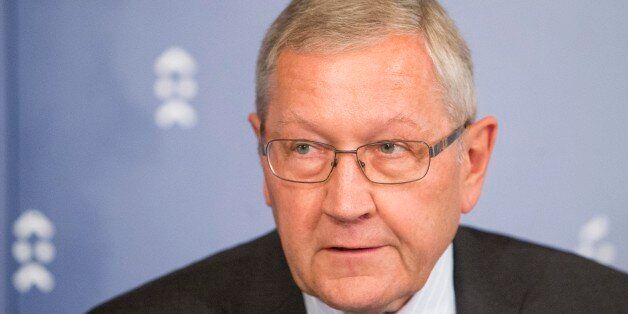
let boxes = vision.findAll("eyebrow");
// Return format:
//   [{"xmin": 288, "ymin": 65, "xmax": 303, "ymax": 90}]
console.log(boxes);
[
  {"xmin": 275, "ymin": 111, "xmax": 319, "ymax": 130},
  {"xmin": 385, "ymin": 112, "xmax": 422, "ymax": 130},
  {"xmin": 272, "ymin": 110, "xmax": 427, "ymax": 137}
]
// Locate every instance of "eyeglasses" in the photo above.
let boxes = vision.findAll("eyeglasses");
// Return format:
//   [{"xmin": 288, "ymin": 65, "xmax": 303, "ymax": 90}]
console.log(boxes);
[{"xmin": 260, "ymin": 122, "xmax": 470, "ymax": 184}]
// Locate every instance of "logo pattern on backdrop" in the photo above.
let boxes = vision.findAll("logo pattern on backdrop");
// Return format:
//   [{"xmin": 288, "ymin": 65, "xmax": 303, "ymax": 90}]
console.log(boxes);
[
  {"xmin": 153, "ymin": 47, "xmax": 199, "ymax": 129},
  {"xmin": 12, "ymin": 210, "xmax": 56, "ymax": 293},
  {"xmin": 575, "ymin": 214, "xmax": 617, "ymax": 266}
]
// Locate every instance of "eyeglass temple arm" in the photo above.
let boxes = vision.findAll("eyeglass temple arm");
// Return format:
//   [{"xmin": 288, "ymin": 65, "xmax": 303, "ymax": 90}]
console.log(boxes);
[
  {"xmin": 259, "ymin": 142, "xmax": 267, "ymax": 156},
  {"xmin": 258, "ymin": 123, "xmax": 268, "ymax": 156},
  {"xmin": 429, "ymin": 121, "xmax": 471, "ymax": 157}
]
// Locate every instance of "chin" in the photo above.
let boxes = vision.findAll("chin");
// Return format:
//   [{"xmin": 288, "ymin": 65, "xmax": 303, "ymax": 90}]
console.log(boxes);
[{"xmin": 314, "ymin": 276, "xmax": 405, "ymax": 312}]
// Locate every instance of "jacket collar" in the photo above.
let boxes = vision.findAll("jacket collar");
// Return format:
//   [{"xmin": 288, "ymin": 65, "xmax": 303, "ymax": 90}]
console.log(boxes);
[
  {"xmin": 453, "ymin": 226, "xmax": 536, "ymax": 313},
  {"xmin": 235, "ymin": 231, "xmax": 306, "ymax": 313}
]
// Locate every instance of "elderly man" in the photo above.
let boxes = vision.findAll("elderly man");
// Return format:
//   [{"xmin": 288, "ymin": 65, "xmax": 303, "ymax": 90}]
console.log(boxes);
[{"xmin": 92, "ymin": 0, "xmax": 627, "ymax": 313}]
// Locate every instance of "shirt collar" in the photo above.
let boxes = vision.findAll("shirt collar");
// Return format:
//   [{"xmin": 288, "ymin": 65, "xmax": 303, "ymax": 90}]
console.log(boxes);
[{"xmin": 303, "ymin": 243, "xmax": 456, "ymax": 314}]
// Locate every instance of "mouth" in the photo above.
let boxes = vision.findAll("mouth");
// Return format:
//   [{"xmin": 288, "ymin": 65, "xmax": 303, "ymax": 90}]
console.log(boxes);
[{"xmin": 325, "ymin": 246, "xmax": 386, "ymax": 254}]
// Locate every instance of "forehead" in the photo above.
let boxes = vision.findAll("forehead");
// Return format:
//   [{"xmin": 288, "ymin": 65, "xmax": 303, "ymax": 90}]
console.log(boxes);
[{"xmin": 266, "ymin": 35, "xmax": 447, "ymax": 139}]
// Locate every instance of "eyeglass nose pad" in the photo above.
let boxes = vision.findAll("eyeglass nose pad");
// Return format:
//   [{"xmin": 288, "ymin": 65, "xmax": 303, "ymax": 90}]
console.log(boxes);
[
  {"xmin": 358, "ymin": 160, "xmax": 365, "ymax": 168},
  {"xmin": 331, "ymin": 159, "xmax": 338, "ymax": 168}
]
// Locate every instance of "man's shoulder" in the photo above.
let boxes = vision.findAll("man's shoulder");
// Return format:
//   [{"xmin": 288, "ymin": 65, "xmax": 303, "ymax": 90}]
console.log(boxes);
[
  {"xmin": 90, "ymin": 226, "xmax": 627, "ymax": 313},
  {"xmin": 455, "ymin": 226, "xmax": 627, "ymax": 313},
  {"xmin": 456, "ymin": 225, "xmax": 626, "ymax": 282},
  {"xmin": 89, "ymin": 230, "xmax": 298, "ymax": 313}
]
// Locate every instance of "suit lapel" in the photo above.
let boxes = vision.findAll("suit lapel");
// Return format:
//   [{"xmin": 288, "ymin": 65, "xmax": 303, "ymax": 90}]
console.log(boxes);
[
  {"xmin": 235, "ymin": 231, "xmax": 306, "ymax": 313},
  {"xmin": 453, "ymin": 226, "xmax": 537, "ymax": 314}
]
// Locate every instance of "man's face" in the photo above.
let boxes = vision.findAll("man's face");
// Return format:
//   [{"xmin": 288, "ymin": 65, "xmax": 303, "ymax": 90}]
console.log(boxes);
[{"xmin": 253, "ymin": 35, "xmax": 468, "ymax": 312}]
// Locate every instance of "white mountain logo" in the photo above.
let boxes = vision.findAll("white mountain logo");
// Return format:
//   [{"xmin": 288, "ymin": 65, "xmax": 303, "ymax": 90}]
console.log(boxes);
[
  {"xmin": 575, "ymin": 215, "xmax": 616, "ymax": 266},
  {"xmin": 153, "ymin": 46, "xmax": 199, "ymax": 129},
  {"xmin": 12, "ymin": 210, "xmax": 56, "ymax": 293}
]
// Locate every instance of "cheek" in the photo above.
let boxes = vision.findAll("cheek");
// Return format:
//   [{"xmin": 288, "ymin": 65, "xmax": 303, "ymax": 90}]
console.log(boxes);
[
  {"xmin": 264, "ymin": 172, "xmax": 326, "ymax": 264},
  {"xmin": 265, "ymin": 173, "xmax": 330, "ymax": 292},
  {"xmin": 266, "ymin": 175, "xmax": 324, "ymax": 234},
  {"xmin": 374, "ymin": 162, "xmax": 461, "ymax": 268}
]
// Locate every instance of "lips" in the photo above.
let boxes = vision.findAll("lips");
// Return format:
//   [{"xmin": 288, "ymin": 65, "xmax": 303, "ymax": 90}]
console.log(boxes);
[{"xmin": 325, "ymin": 245, "xmax": 386, "ymax": 253}]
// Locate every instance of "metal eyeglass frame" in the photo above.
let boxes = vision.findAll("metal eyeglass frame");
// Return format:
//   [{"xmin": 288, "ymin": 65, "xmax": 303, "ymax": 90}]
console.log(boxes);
[{"xmin": 260, "ymin": 121, "xmax": 471, "ymax": 184}]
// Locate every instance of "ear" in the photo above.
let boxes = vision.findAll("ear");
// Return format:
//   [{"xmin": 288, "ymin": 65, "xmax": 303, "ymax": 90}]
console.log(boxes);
[
  {"xmin": 248, "ymin": 112, "xmax": 262, "ymax": 139},
  {"xmin": 459, "ymin": 116, "xmax": 498, "ymax": 214},
  {"xmin": 248, "ymin": 113, "xmax": 272, "ymax": 207}
]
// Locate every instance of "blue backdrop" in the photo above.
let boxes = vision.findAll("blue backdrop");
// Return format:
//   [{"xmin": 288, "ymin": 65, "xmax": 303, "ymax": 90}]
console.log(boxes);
[{"xmin": 2, "ymin": 1, "xmax": 626, "ymax": 313}]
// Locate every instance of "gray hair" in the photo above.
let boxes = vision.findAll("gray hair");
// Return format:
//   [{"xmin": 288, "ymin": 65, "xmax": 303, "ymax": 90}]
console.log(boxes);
[{"xmin": 256, "ymin": 0, "xmax": 476, "ymax": 129}]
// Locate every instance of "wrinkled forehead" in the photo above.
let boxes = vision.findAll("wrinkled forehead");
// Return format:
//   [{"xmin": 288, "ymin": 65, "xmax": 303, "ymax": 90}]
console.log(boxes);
[{"xmin": 264, "ymin": 35, "xmax": 448, "ymax": 140}]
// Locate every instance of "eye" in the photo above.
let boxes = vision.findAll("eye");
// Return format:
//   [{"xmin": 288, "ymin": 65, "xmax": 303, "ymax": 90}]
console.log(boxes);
[
  {"xmin": 294, "ymin": 143, "xmax": 311, "ymax": 155},
  {"xmin": 379, "ymin": 142, "xmax": 397, "ymax": 154}
]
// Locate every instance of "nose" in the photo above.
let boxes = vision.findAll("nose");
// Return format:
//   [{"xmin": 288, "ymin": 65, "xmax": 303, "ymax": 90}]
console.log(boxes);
[{"xmin": 321, "ymin": 153, "xmax": 376, "ymax": 223}]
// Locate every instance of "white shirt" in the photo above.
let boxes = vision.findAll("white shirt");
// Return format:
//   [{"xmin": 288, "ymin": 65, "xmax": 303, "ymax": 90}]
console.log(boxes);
[{"xmin": 303, "ymin": 244, "xmax": 456, "ymax": 314}]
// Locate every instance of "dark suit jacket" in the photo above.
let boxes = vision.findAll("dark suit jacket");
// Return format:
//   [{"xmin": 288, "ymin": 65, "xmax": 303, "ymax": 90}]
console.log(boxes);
[{"xmin": 90, "ymin": 226, "xmax": 627, "ymax": 313}]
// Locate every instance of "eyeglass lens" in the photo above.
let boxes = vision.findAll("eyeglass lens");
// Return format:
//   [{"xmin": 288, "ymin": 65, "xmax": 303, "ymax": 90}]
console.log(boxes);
[{"xmin": 266, "ymin": 140, "xmax": 431, "ymax": 184}]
